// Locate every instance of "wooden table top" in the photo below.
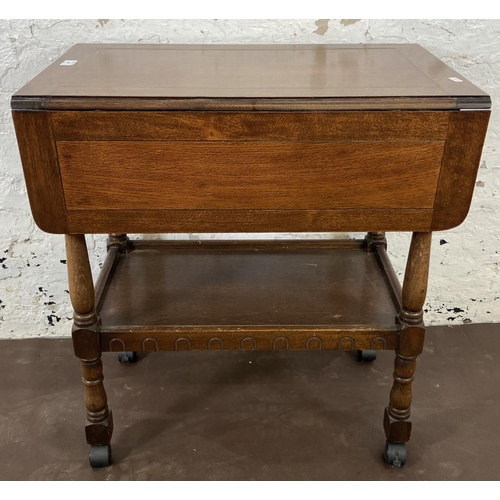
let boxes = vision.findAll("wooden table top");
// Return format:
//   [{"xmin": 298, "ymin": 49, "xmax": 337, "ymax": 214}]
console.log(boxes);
[{"xmin": 12, "ymin": 44, "xmax": 490, "ymax": 111}]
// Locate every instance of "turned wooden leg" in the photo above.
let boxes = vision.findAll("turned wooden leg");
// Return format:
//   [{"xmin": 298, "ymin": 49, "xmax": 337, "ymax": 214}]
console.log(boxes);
[
  {"xmin": 66, "ymin": 234, "xmax": 113, "ymax": 467},
  {"xmin": 359, "ymin": 232, "xmax": 387, "ymax": 361},
  {"xmin": 384, "ymin": 231, "xmax": 431, "ymax": 466},
  {"xmin": 364, "ymin": 231, "xmax": 387, "ymax": 251},
  {"xmin": 107, "ymin": 233, "xmax": 129, "ymax": 252},
  {"xmin": 107, "ymin": 234, "xmax": 137, "ymax": 365}
]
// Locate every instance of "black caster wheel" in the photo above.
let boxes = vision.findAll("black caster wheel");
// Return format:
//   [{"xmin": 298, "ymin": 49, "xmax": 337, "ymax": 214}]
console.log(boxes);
[
  {"xmin": 89, "ymin": 444, "xmax": 112, "ymax": 468},
  {"xmin": 118, "ymin": 351, "xmax": 137, "ymax": 363},
  {"xmin": 357, "ymin": 349, "xmax": 377, "ymax": 362},
  {"xmin": 384, "ymin": 441, "xmax": 406, "ymax": 467}
]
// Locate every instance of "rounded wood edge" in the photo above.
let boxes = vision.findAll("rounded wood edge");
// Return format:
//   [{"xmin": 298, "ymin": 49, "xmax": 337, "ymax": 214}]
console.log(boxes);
[{"xmin": 11, "ymin": 96, "xmax": 491, "ymax": 112}]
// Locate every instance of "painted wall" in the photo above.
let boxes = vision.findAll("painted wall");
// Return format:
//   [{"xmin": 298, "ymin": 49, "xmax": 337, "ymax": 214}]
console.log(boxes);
[{"xmin": 0, "ymin": 19, "xmax": 499, "ymax": 338}]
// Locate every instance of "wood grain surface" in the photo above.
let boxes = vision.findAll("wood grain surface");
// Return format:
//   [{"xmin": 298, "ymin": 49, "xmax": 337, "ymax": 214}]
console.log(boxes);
[
  {"xmin": 57, "ymin": 140, "xmax": 444, "ymax": 211},
  {"xmin": 51, "ymin": 111, "xmax": 451, "ymax": 142},
  {"xmin": 432, "ymin": 110, "xmax": 491, "ymax": 230},
  {"xmin": 66, "ymin": 208, "xmax": 434, "ymax": 234},
  {"xmin": 12, "ymin": 111, "xmax": 68, "ymax": 233},
  {"xmin": 65, "ymin": 234, "xmax": 95, "ymax": 316},
  {"xmin": 12, "ymin": 44, "xmax": 490, "ymax": 111}
]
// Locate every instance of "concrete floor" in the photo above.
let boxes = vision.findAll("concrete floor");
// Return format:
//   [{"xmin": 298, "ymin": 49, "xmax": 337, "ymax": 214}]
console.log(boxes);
[{"xmin": 0, "ymin": 323, "xmax": 499, "ymax": 480}]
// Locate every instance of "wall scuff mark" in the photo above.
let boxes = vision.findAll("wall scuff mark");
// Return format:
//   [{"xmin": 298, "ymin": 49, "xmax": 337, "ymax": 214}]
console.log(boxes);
[
  {"xmin": 340, "ymin": 19, "xmax": 361, "ymax": 26},
  {"xmin": 313, "ymin": 19, "xmax": 330, "ymax": 36}
]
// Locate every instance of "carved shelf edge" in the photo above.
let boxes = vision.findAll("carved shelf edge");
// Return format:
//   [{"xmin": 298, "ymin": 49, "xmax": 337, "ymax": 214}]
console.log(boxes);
[{"xmin": 99, "ymin": 327, "xmax": 398, "ymax": 352}]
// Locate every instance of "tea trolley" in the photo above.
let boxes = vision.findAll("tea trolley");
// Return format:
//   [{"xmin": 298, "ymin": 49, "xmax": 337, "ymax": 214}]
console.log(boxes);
[{"xmin": 11, "ymin": 43, "xmax": 490, "ymax": 468}]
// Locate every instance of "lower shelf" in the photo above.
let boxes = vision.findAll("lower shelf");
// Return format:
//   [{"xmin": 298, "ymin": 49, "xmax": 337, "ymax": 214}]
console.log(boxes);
[{"xmin": 95, "ymin": 239, "xmax": 402, "ymax": 352}]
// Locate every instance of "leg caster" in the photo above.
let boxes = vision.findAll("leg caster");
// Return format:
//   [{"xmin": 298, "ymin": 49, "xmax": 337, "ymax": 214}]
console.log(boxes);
[
  {"xmin": 384, "ymin": 441, "xmax": 406, "ymax": 467},
  {"xmin": 357, "ymin": 349, "xmax": 376, "ymax": 362},
  {"xmin": 89, "ymin": 444, "xmax": 112, "ymax": 468},
  {"xmin": 118, "ymin": 351, "xmax": 137, "ymax": 363}
]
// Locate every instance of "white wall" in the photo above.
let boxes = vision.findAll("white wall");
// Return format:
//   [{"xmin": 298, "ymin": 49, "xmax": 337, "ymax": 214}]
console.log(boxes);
[{"xmin": 0, "ymin": 19, "xmax": 499, "ymax": 338}]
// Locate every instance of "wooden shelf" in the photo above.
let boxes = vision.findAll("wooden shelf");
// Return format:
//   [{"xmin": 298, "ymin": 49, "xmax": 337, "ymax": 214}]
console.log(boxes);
[{"xmin": 95, "ymin": 239, "xmax": 402, "ymax": 352}]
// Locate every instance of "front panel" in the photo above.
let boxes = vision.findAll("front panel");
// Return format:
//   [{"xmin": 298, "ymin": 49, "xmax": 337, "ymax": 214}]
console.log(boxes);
[
  {"xmin": 12, "ymin": 110, "xmax": 489, "ymax": 234},
  {"xmin": 57, "ymin": 140, "xmax": 444, "ymax": 211}
]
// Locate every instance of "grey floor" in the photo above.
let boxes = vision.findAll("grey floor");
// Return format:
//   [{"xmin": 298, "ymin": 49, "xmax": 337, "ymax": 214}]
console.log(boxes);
[{"xmin": 0, "ymin": 323, "xmax": 499, "ymax": 480}]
